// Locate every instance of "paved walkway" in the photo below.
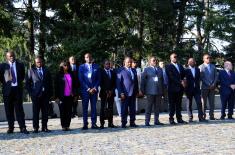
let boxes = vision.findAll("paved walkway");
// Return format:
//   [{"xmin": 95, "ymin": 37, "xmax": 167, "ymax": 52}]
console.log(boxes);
[{"xmin": 0, "ymin": 111, "xmax": 235, "ymax": 155}]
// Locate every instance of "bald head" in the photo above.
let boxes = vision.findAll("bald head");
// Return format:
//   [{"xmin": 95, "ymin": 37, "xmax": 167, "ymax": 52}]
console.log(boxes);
[
  {"xmin": 170, "ymin": 53, "xmax": 177, "ymax": 63},
  {"xmin": 6, "ymin": 51, "xmax": 15, "ymax": 63},
  {"xmin": 188, "ymin": 58, "xmax": 196, "ymax": 67}
]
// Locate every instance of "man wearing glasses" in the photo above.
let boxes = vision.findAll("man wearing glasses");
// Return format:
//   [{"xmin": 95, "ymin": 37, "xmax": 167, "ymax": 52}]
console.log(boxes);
[{"xmin": 199, "ymin": 54, "xmax": 218, "ymax": 120}]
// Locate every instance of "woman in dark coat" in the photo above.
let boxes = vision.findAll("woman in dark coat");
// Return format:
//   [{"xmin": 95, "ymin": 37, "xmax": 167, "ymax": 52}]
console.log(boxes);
[{"xmin": 55, "ymin": 60, "xmax": 75, "ymax": 131}]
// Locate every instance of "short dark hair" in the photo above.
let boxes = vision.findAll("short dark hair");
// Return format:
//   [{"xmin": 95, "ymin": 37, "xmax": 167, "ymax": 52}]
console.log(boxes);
[{"xmin": 59, "ymin": 60, "xmax": 71, "ymax": 74}]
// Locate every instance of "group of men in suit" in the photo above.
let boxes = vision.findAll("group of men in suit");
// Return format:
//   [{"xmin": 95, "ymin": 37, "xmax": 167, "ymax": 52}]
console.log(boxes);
[{"xmin": 0, "ymin": 50, "xmax": 235, "ymax": 134}]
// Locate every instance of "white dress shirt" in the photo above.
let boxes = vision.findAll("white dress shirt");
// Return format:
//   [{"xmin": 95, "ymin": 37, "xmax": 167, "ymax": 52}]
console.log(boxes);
[{"xmin": 189, "ymin": 66, "xmax": 196, "ymax": 78}]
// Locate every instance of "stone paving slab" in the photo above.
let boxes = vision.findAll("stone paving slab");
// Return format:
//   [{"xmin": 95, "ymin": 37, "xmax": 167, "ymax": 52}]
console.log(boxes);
[{"xmin": 0, "ymin": 111, "xmax": 235, "ymax": 155}]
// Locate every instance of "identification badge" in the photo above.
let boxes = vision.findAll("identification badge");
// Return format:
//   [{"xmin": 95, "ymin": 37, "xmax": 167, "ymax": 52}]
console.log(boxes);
[
  {"xmin": 88, "ymin": 72, "xmax": 92, "ymax": 78},
  {"xmin": 153, "ymin": 76, "xmax": 158, "ymax": 82}
]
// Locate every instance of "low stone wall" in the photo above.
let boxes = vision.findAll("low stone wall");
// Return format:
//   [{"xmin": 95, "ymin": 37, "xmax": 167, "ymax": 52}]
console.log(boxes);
[{"xmin": 0, "ymin": 95, "xmax": 222, "ymax": 121}]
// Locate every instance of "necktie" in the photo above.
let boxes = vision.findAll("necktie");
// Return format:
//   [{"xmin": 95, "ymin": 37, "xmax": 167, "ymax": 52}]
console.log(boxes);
[
  {"xmin": 228, "ymin": 71, "xmax": 231, "ymax": 77},
  {"xmin": 128, "ymin": 68, "xmax": 134, "ymax": 80},
  {"xmin": 10, "ymin": 66, "xmax": 16, "ymax": 84},
  {"xmin": 207, "ymin": 65, "xmax": 211, "ymax": 74},
  {"xmin": 107, "ymin": 70, "xmax": 111, "ymax": 78},
  {"xmin": 154, "ymin": 67, "xmax": 158, "ymax": 74},
  {"xmin": 38, "ymin": 69, "xmax": 43, "ymax": 80}
]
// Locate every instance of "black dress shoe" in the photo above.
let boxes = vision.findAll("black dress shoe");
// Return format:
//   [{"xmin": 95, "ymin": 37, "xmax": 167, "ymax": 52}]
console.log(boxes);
[
  {"xmin": 121, "ymin": 124, "xmax": 127, "ymax": 128},
  {"xmin": 188, "ymin": 118, "xmax": 193, "ymax": 123},
  {"xmin": 33, "ymin": 128, "xmax": 39, "ymax": 133},
  {"xmin": 220, "ymin": 116, "xmax": 225, "ymax": 120},
  {"xmin": 42, "ymin": 128, "xmax": 51, "ymax": 132},
  {"xmin": 100, "ymin": 125, "xmax": 104, "ymax": 129},
  {"xmin": 7, "ymin": 128, "xmax": 14, "ymax": 134},
  {"xmin": 108, "ymin": 124, "xmax": 117, "ymax": 128},
  {"xmin": 91, "ymin": 124, "xmax": 99, "ymax": 129},
  {"xmin": 228, "ymin": 116, "xmax": 234, "ymax": 120},
  {"xmin": 145, "ymin": 123, "xmax": 151, "ymax": 126},
  {"xmin": 20, "ymin": 128, "xmax": 29, "ymax": 134},
  {"xmin": 130, "ymin": 123, "xmax": 138, "ymax": 127},
  {"xmin": 178, "ymin": 119, "xmax": 188, "ymax": 124},
  {"xmin": 209, "ymin": 117, "xmax": 217, "ymax": 120},
  {"xmin": 199, "ymin": 118, "xmax": 208, "ymax": 122},
  {"xmin": 82, "ymin": 126, "xmax": 88, "ymax": 130},
  {"xmin": 169, "ymin": 120, "xmax": 177, "ymax": 125},
  {"xmin": 154, "ymin": 122, "xmax": 164, "ymax": 125}
]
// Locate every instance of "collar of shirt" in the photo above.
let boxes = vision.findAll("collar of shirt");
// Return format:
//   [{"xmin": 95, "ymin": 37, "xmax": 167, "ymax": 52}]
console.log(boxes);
[
  {"xmin": 225, "ymin": 69, "xmax": 230, "ymax": 73},
  {"xmin": 37, "ymin": 67, "xmax": 42, "ymax": 71},
  {"xmin": 104, "ymin": 68, "xmax": 110, "ymax": 72},
  {"xmin": 8, "ymin": 61, "xmax": 15, "ymax": 66},
  {"xmin": 189, "ymin": 66, "xmax": 195, "ymax": 70}
]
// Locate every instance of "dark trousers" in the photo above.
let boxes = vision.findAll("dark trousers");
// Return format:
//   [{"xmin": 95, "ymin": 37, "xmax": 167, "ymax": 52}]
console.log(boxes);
[
  {"xmin": 187, "ymin": 92, "xmax": 203, "ymax": 120},
  {"xmin": 32, "ymin": 93, "xmax": 49, "ymax": 129},
  {"xmin": 72, "ymin": 99, "xmax": 78, "ymax": 116},
  {"xmin": 3, "ymin": 86, "xmax": 26, "ymax": 129},
  {"xmin": 81, "ymin": 91, "xmax": 97, "ymax": 126},
  {"xmin": 100, "ymin": 96, "xmax": 114, "ymax": 126},
  {"xmin": 168, "ymin": 91, "xmax": 183, "ymax": 121},
  {"xmin": 59, "ymin": 96, "xmax": 73, "ymax": 128},
  {"xmin": 220, "ymin": 92, "xmax": 235, "ymax": 117},
  {"xmin": 201, "ymin": 89, "xmax": 215, "ymax": 118},
  {"xmin": 121, "ymin": 95, "xmax": 136, "ymax": 126},
  {"xmin": 145, "ymin": 95, "xmax": 161, "ymax": 124}
]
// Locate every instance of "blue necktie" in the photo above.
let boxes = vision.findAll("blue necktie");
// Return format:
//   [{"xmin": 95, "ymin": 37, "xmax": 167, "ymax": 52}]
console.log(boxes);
[{"xmin": 11, "ymin": 66, "xmax": 16, "ymax": 84}]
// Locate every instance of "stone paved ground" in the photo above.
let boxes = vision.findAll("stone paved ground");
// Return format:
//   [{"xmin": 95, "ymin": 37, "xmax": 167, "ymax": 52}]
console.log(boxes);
[{"xmin": 0, "ymin": 111, "xmax": 235, "ymax": 155}]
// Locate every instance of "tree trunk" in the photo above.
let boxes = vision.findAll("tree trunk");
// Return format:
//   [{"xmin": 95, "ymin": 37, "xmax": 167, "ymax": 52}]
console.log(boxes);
[
  {"xmin": 39, "ymin": 0, "xmax": 46, "ymax": 58},
  {"xmin": 175, "ymin": 0, "xmax": 187, "ymax": 49},
  {"xmin": 27, "ymin": 0, "xmax": 34, "ymax": 55}
]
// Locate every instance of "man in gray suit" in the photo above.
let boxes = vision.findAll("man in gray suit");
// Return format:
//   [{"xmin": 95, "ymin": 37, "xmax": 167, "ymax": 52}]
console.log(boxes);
[
  {"xmin": 140, "ymin": 56, "xmax": 164, "ymax": 126},
  {"xmin": 199, "ymin": 54, "xmax": 218, "ymax": 120}
]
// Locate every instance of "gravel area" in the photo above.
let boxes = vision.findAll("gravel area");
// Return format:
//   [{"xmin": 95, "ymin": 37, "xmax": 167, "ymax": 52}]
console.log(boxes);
[{"xmin": 0, "ymin": 111, "xmax": 235, "ymax": 155}]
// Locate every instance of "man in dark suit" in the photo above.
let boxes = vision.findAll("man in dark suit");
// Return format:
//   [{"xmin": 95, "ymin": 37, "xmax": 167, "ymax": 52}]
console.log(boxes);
[
  {"xmin": 78, "ymin": 53, "xmax": 100, "ymax": 130},
  {"xmin": 69, "ymin": 56, "xmax": 80, "ymax": 118},
  {"xmin": 99, "ymin": 60, "xmax": 117, "ymax": 129},
  {"xmin": 26, "ymin": 57, "xmax": 53, "ymax": 133},
  {"xmin": 117, "ymin": 57, "xmax": 139, "ymax": 128},
  {"xmin": 218, "ymin": 61, "xmax": 235, "ymax": 120},
  {"xmin": 185, "ymin": 58, "xmax": 204, "ymax": 122},
  {"xmin": 165, "ymin": 53, "xmax": 187, "ymax": 125},
  {"xmin": 0, "ymin": 51, "xmax": 29, "ymax": 134}
]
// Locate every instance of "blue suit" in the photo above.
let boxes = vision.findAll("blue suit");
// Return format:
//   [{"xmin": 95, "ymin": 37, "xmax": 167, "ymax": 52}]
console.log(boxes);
[
  {"xmin": 116, "ymin": 67, "xmax": 139, "ymax": 126},
  {"xmin": 78, "ymin": 63, "xmax": 100, "ymax": 126},
  {"xmin": 218, "ymin": 70, "xmax": 235, "ymax": 117}
]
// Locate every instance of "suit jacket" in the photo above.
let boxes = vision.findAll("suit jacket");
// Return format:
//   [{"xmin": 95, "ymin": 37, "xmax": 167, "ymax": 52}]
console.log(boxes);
[
  {"xmin": 54, "ymin": 72, "xmax": 75, "ymax": 100},
  {"xmin": 26, "ymin": 66, "xmax": 52, "ymax": 98},
  {"xmin": 78, "ymin": 63, "xmax": 100, "ymax": 92},
  {"xmin": 185, "ymin": 67, "xmax": 201, "ymax": 96},
  {"xmin": 218, "ymin": 70, "xmax": 235, "ymax": 96},
  {"xmin": 116, "ymin": 67, "xmax": 139, "ymax": 97},
  {"xmin": 71, "ymin": 65, "xmax": 80, "ymax": 96},
  {"xmin": 165, "ymin": 63, "xmax": 185, "ymax": 93},
  {"xmin": 0, "ymin": 61, "xmax": 25, "ymax": 96},
  {"xmin": 199, "ymin": 63, "xmax": 218, "ymax": 89},
  {"xmin": 140, "ymin": 66, "xmax": 164, "ymax": 95},
  {"xmin": 99, "ymin": 69, "xmax": 116, "ymax": 98}
]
